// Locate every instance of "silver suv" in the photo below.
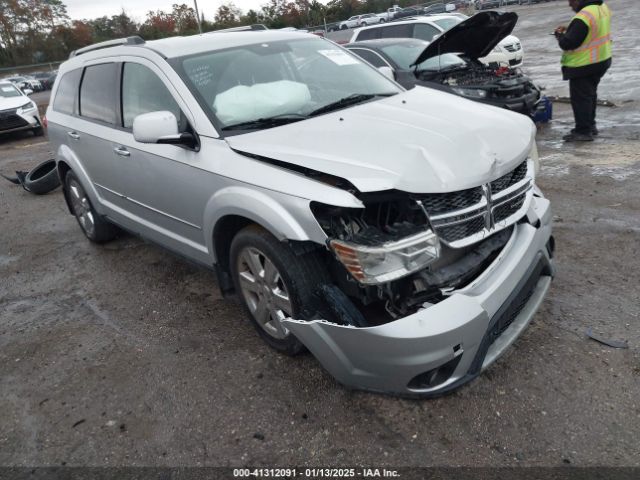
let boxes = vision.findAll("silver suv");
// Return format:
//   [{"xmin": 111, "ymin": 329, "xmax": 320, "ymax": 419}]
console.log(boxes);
[{"xmin": 48, "ymin": 32, "xmax": 554, "ymax": 397}]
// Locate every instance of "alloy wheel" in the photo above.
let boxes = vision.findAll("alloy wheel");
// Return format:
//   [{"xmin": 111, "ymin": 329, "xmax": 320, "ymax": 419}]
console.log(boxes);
[
  {"xmin": 236, "ymin": 246, "xmax": 293, "ymax": 340},
  {"xmin": 68, "ymin": 179, "xmax": 95, "ymax": 237}
]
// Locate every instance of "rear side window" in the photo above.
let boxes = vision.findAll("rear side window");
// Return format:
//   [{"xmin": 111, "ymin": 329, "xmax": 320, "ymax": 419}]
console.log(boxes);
[
  {"xmin": 121, "ymin": 63, "xmax": 184, "ymax": 130},
  {"xmin": 79, "ymin": 63, "xmax": 118, "ymax": 124},
  {"xmin": 356, "ymin": 28, "xmax": 381, "ymax": 41},
  {"xmin": 350, "ymin": 48, "xmax": 387, "ymax": 68},
  {"xmin": 379, "ymin": 24, "xmax": 413, "ymax": 39},
  {"xmin": 53, "ymin": 69, "xmax": 82, "ymax": 115},
  {"xmin": 413, "ymin": 24, "xmax": 440, "ymax": 42}
]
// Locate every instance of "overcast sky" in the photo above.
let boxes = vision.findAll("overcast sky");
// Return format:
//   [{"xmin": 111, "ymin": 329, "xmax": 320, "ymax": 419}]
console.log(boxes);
[{"xmin": 63, "ymin": 0, "xmax": 272, "ymax": 22}]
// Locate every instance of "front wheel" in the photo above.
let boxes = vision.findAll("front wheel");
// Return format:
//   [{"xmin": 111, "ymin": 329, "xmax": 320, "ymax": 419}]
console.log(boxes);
[
  {"xmin": 230, "ymin": 225, "xmax": 328, "ymax": 356},
  {"xmin": 64, "ymin": 170, "xmax": 117, "ymax": 243}
]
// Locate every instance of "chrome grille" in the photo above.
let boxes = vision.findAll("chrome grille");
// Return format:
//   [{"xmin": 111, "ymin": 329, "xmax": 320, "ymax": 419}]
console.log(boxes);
[
  {"xmin": 417, "ymin": 188, "xmax": 482, "ymax": 216},
  {"xmin": 503, "ymin": 42, "xmax": 522, "ymax": 53},
  {"xmin": 421, "ymin": 160, "xmax": 533, "ymax": 248},
  {"xmin": 490, "ymin": 161, "xmax": 527, "ymax": 193},
  {"xmin": 437, "ymin": 216, "xmax": 486, "ymax": 243}
]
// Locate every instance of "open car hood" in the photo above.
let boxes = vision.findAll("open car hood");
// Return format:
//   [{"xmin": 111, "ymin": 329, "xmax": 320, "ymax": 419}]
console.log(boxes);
[{"xmin": 412, "ymin": 11, "xmax": 518, "ymax": 66}]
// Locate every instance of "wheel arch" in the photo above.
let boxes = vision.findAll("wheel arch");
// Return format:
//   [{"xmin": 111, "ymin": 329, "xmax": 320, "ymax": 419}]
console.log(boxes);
[
  {"xmin": 57, "ymin": 160, "xmax": 73, "ymax": 213},
  {"xmin": 205, "ymin": 186, "xmax": 319, "ymax": 295}
]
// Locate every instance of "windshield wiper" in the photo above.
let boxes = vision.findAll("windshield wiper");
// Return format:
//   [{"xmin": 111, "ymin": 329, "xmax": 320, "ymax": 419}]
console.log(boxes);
[
  {"xmin": 221, "ymin": 114, "xmax": 306, "ymax": 131},
  {"xmin": 309, "ymin": 93, "xmax": 395, "ymax": 117}
]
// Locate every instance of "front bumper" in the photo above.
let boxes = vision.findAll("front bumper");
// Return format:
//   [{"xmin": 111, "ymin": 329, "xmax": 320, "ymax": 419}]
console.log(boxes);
[
  {"xmin": 283, "ymin": 194, "xmax": 554, "ymax": 397},
  {"xmin": 481, "ymin": 88, "xmax": 541, "ymax": 116},
  {"xmin": 0, "ymin": 108, "xmax": 41, "ymax": 134}
]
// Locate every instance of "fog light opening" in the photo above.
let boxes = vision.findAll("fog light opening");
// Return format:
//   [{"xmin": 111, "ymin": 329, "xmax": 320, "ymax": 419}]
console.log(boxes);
[{"xmin": 407, "ymin": 354, "xmax": 462, "ymax": 391}]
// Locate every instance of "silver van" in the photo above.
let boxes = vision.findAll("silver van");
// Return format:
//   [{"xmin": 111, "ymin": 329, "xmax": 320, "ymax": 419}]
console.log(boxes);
[{"xmin": 47, "ymin": 32, "xmax": 554, "ymax": 397}]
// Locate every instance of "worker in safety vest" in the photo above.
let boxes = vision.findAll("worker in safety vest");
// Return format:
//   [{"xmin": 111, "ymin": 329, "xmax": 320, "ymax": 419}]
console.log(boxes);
[{"xmin": 554, "ymin": 0, "xmax": 612, "ymax": 142}]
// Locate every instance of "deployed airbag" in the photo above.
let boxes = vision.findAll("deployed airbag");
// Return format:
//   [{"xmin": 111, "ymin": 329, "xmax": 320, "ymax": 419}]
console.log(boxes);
[{"xmin": 214, "ymin": 81, "xmax": 311, "ymax": 125}]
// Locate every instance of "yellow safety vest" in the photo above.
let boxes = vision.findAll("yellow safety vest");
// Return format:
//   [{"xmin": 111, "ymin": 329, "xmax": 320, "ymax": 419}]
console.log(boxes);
[{"xmin": 561, "ymin": 3, "xmax": 612, "ymax": 68}]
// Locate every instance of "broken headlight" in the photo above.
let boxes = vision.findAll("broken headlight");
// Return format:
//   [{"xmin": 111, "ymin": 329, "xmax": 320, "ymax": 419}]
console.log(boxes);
[{"xmin": 330, "ymin": 230, "xmax": 440, "ymax": 285}]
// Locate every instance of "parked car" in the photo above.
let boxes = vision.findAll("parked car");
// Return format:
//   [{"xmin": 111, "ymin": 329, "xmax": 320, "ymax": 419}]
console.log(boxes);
[
  {"xmin": 48, "ymin": 31, "xmax": 553, "ymax": 397},
  {"xmin": 4, "ymin": 75, "xmax": 40, "ymax": 92},
  {"xmin": 376, "ymin": 5, "xmax": 403, "ymax": 22},
  {"xmin": 424, "ymin": 3, "xmax": 447, "ymax": 14},
  {"xmin": 339, "ymin": 13, "xmax": 380, "ymax": 29},
  {"xmin": 32, "ymin": 71, "xmax": 58, "ymax": 90},
  {"xmin": 476, "ymin": 0, "xmax": 502, "ymax": 9},
  {"xmin": 346, "ymin": 34, "xmax": 540, "ymax": 115},
  {"xmin": 394, "ymin": 7, "xmax": 422, "ymax": 20},
  {"xmin": 23, "ymin": 75, "xmax": 45, "ymax": 92},
  {"xmin": 0, "ymin": 81, "xmax": 44, "ymax": 136},
  {"xmin": 351, "ymin": 14, "xmax": 524, "ymax": 67}
]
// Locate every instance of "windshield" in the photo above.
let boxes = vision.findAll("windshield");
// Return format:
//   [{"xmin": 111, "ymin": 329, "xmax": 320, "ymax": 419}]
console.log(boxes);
[
  {"xmin": 432, "ymin": 18, "xmax": 463, "ymax": 31},
  {"xmin": 0, "ymin": 84, "xmax": 22, "ymax": 98},
  {"xmin": 175, "ymin": 37, "xmax": 400, "ymax": 133}
]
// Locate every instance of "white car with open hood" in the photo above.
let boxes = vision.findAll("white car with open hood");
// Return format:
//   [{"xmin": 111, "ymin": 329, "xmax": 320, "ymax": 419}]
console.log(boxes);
[
  {"xmin": 47, "ymin": 30, "xmax": 553, "ymax": 397},
  {"xmin": 350, "ymin": 13, "xmax": 525, "ymax": 68}
]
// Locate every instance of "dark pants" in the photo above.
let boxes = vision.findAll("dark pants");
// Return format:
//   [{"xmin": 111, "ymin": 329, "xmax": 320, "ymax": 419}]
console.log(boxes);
[{"xmin": 569, "ymin": 73, "xmax": 604, "ymax": 134}]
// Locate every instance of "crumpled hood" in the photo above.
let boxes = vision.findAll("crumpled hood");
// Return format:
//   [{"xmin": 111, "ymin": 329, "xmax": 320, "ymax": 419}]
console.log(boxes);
[
  {"xmin": 413, "ymin": 11, "xmax": 518, "ymax": 65},
  {"xmin": 226, "ymin": 87, "xmax": 535, "ymax": 194}
]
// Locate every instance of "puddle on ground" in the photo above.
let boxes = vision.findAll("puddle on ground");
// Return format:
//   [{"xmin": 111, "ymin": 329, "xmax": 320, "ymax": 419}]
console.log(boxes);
[
  {"xmin": 541, "ymin": 164, "xmax": 570, "ymax": 177},
  {"xmin": 0, "ymin": 254, "xmax": 20, "ymax": 267},
  {"xmin": 590, "ymin": 165, "xmax": 640, "ymax": 181}
]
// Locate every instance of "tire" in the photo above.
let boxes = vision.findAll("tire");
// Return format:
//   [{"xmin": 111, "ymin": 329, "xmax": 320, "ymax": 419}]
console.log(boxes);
[
  {"xmin": 229, "ymin": 225, "xmax": 328, "ymax": 356},
  {"xmin": 22, "ymin": 159, "xmax": 59, "ymax": 194},
  {"xmin": 64, "ymin": 170, "xmax": 117, "ymax": 243},
  {"xmin": 33, "ymin": 126, "xmax": 44, "ymax": 137},
  {"xmin": 340, "ymin": 24, "xmax": 347, "ymax": 30},
  {"xmin": 380, "ymin": 18, "xmax": 385, "ymax": 23}
]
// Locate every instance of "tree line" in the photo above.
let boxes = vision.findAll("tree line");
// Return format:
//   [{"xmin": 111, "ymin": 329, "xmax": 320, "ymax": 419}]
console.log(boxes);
[{"xmin": 0, "ymin": 0, "xmax": 424, "ymax": 67}]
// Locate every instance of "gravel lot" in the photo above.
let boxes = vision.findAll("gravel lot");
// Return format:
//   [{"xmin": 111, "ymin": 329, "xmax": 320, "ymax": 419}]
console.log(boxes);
[{"xmin": 1, "ymin": 0, "xmax": 639, "ymax": 470}]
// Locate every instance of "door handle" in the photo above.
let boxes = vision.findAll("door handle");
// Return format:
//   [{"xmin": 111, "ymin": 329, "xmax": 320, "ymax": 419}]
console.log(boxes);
[
  {"xmin": 113, "ymin": 146, "xmax": 131, "ymax": 157},
  {"xmin": 67, "ymin": 131, "xmax": 80, "ymax": 140}
]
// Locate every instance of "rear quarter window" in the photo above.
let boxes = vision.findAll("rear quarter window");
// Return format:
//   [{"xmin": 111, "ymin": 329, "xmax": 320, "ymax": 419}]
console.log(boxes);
[
  {"xmin": 356, "ymin": 28, "xmax": 382, "ymax": 41},
  {"xmin": 379, "ymin": 24, "xmax": 413, "ymax": 39},
  {"xmin": 413, "ymin": 24, "xmax": 440, "ymax": 41},
  {"xmin": 52, "ymin": 69, "xmax": 82, "ymax": 115},
  {"xmin": 79, "ymin": 63, "xmax": 118, "ymax": 124}
]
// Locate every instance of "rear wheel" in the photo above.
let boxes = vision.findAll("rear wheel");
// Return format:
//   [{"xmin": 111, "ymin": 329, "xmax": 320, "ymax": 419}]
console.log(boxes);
[
  {"xmin": 230, "ymin": 225, "xmax": 327, "ymax": 356},
  {"xmin": 65, "ymin": 171, "xmax": 117, "ymax": 243}
]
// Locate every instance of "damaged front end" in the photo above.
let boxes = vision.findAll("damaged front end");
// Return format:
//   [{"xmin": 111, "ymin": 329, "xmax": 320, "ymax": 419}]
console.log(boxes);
[
  {"xmin": 282, "ymin": 159, "xmax": 554, "ymax": 397},
  {"xmin": 419, "ymin": 63, "xmax": 541, "ymax": 116}
]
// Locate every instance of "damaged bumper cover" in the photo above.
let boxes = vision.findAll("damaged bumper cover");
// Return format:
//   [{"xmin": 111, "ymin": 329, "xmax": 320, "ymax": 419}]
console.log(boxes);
[{"xmin": 283, "ymin": 195, "xmax": 554, "ymax": 397}]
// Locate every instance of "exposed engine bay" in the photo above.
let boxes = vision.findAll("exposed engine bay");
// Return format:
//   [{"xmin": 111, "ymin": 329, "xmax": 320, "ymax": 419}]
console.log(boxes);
[
  {"xmin": 419, "ymin": 61, "xmax": 540, "ymax": 103},
  {"xmin": 311, "ymin": 193, "xmax": 514, "ymax": 327}
]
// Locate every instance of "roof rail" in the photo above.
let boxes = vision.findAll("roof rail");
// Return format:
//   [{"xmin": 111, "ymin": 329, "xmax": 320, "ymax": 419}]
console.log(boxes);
[
  {"xmin": 69, "ymin": 36, "xmax": 145, "ymax": 59},
  {"xmin": 207, "ymin": 24, "xmax": 268, "ymax": 33}
]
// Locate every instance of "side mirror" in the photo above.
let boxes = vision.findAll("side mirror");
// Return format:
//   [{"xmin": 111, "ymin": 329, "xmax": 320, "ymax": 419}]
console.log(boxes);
[
  {"xmin": 133, "ymin": 111, "xmax": 178, "ymax": 143},
  {"xmin": 378, "ymin": 66, "xmax": 395, "ymax": 80},
  {"xmin": 132, "ymin": 111, "xmax": 198, "ymax": 150},
  {"xmin": 23, "ymin": 88, "xmax": 33, "ymax": 96}
]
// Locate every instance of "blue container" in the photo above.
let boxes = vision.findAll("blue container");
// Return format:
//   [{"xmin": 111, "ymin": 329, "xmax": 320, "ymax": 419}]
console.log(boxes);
[{"xmin": 533, "ymin": 96, "xmax": 553, "ymax": 123}]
